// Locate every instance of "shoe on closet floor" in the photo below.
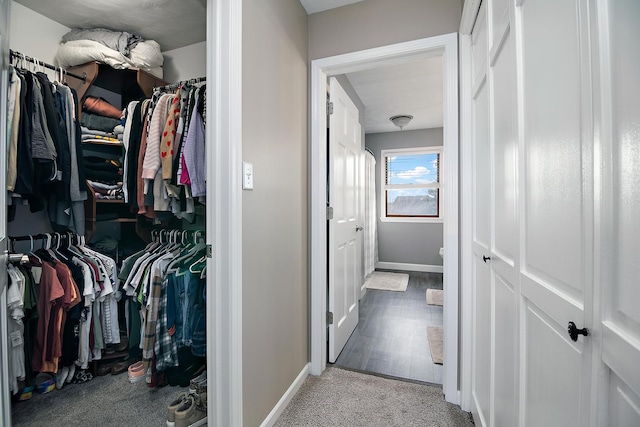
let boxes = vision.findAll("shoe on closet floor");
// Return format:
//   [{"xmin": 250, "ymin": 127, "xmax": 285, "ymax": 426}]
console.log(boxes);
[
  {"xmin": 111, "ymin": 358, "xmax": 137, "ymax": 375},
  {"xmin": 96, "ymin": 363, "xmax": 115, "ymax": 376},
  {"xmin": 166, "ymin": 392, "xmax": 189, "ymax": 427},
  {"xmin": 189, "ymin": 370, "xmax": 207, "ymax": 395},
  {"xmin": 174, "ymin": 393, "xmax": 207, "ymax": 427},
  {"xmin": 55, "ymin": 366, "xmax": 70, "ymax": 389}
]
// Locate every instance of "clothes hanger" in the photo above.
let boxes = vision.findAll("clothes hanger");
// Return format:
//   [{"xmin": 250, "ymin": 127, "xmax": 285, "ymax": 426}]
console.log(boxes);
[
  {"xmin": 52, "ymin": 232, "xmax": 69, "ymax": 261},
  {"xmin": 28, "ymin": 235, "xmax": 42, "ymax": 264}
]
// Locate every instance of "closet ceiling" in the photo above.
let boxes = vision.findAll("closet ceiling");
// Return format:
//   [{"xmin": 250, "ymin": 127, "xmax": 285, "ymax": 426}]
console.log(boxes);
[
  {"xmin": 299, "ymin": 0, "xmax": 365, "ymax": 14},
  {"xmin": 344, "ymin": 56, "xmax": 444, "ymax": 134},
  {"xmin": 13, "ymin": 0, "xmax": 206, "ymax": 51}
]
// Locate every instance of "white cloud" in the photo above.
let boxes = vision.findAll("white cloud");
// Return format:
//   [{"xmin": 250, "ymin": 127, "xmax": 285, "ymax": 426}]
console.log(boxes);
[
  {"xmin": 397, "ymin": 166, "xmax": 430, "ymax": 179},
  {"xmin": 415, "ymin": 178, "xmax": 436, "ymax": 184}
]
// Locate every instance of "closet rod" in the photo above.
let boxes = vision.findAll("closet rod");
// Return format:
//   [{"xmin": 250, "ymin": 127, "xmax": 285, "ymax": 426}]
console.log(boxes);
[
  {"xmin": 9, "ymin": 232, "xmax": 80, "ymax": 242},
  {"xmin": 155, "ymin": 76, "xmax": 206, "ymax": 92},
  {"xmin": 9, "ymin": 49, "xmax": 87, "ymax": 82}
]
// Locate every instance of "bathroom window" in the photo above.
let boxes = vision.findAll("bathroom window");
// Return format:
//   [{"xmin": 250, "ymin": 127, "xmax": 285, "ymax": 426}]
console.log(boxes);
[{"xmin": 380, "ymin": 147, "xmax": 443, "ymax": 223}]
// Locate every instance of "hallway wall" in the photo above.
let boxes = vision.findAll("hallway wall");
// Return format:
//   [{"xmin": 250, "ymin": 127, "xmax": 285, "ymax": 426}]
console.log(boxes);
[
  {"xmin": 308, "ymin": 0, "xmax": 463, "ymax": 60},
  {"xmin": 242, "ymin": 0, "xmax": 309, "ymax": 425}
]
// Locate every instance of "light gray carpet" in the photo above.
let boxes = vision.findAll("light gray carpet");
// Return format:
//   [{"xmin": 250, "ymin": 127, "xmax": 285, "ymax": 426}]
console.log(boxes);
[
  {"xmin": 11, "ymin": 371, "xmax": 188, "ymax": 426},
  {"xmin": 365, "ymin": 271, "xmax": 409, "ymax": 292},
  {"xmin": 275, "ymin": 367, "xmax": 472, "ymax": 427},
  {"xmin": 427, "ymin": 288, "xmax": 444, "ymax": 306}
]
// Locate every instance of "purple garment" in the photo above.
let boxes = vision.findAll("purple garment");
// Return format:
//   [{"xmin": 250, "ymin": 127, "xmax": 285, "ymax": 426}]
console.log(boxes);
[{"xmin": 182, "ymin": 100, "xmax": 206, "ymax": 197}]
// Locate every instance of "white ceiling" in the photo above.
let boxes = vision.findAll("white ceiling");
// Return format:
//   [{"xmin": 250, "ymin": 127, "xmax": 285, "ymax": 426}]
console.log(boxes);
[
  {"xmin": 344, "ymin": 56, "xmax": 444, "ymax": 134},
  {"xmin": 13, "ymin": 0, "xmax": 207, "ymax": 51},
  {"xmin": 16, "ymin": 0, "xmax": 442, "ymax": 134},
  {"xmin": 299, "ymin": 0, "xmax": 365, "ymax": 14}
]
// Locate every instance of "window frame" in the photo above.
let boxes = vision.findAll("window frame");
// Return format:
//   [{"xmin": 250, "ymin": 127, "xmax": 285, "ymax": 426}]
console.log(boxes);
[{"xmin": 379, "ymin": 146, "xmax": 444, "ymax": 223}]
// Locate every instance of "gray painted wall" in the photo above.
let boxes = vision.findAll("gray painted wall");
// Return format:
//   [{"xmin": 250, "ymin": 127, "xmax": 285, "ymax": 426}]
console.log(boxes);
[
  {"xmin": 365, "ymin": 128, "xmax": 444, "ymax": 266},
  {"xmin": 162, "ymin": 41, "xmax": 206, "ymax": 83},
  {"xmin": 308, "ymin": 0, "xmax": 463, "ymax": 60},
  {"xmin": 242, "ymin": 0, "xmax": 308, "ymax": 425}
]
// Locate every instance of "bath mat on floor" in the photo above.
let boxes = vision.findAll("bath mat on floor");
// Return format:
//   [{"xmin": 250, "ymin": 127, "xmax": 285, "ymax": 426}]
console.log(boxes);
[
  {"xmin": 364, "ymin": 272, "xmax": 409, "ymax": 292},
  {"xmin": 427, "ymin": 326, "xmax": 444, "ymax": 364},
  {"xmin": 426, "ymin": 289, "xmax": 443, "ymax": 306}
]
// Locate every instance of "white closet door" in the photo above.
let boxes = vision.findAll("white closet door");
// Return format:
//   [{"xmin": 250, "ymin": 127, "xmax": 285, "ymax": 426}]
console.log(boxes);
[
  {"xmin": 470, "ymin": 3, "xmax": 492, "ymax": 426},
  {"xmin": 595, "ymin": 0, "xmax": 640, "ymax": 424}
]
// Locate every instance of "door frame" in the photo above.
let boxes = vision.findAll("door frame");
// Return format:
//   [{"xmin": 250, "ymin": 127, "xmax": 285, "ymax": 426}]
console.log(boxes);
[
  {"xmin": 309, "ymin": 33, "xmax": 460, "ymax": 404},
  {"xmin": 207, "ymin": 0, "xmax": 244, "ymax": 426}
]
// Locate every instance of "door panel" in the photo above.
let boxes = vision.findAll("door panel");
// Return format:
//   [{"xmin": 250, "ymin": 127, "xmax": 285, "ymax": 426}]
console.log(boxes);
[
  {"xmin": 471, "ymin": 2, "xmax": 487, "ymax": 87},
  {"xmin": 493, "ymin": 274, "xmax": 516, "ymax": 427},
  {"xmin": 491, "ymin": 32, "xmax": 517, "ymax": 265},
  {"xmin": 328, "ymin": 77, "xmax": 361, "ymax": 363},
  {"xmin": 524, "ymin": 302, "xmax": 583, "ymax": 427},
  {"xmin": 521, "ymin": 0, "xmax": 584, "ymax": 297},
  {"xmin": 470, "ymin": 4, "xmax": 491, "ymax": 425},
  {"xmin": 472, "ymin": 257, "xmax": 491, "ymax": 427},
  {"xmin": 519, "ymin": 1, "xmax": 593, "ymax": 424},
  {"xmin": 600, "ymin": 0, "xmax": 640, "ymax": 409},
  {"xmin": 490, "ymin": 0, "xmax": 509, "ymax": 48},
  {"xmin": 608, "ymin": 372, "xmax": 640, "ymax": 427},
  {"xmin": 473, "ymin": 81, "xmax": 489, "ymax": 249}
]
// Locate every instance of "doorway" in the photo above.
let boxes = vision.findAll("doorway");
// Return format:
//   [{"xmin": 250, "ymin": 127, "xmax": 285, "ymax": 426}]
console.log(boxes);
[{"xmin": 310, "ymin": 33, "xmax": 460, "ymax": 404}]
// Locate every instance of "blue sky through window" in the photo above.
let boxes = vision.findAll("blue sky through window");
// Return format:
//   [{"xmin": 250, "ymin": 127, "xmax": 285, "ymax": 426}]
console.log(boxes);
[{"xmin": 387, "ymin": 153, "xmax": 439, "ymax": 186}]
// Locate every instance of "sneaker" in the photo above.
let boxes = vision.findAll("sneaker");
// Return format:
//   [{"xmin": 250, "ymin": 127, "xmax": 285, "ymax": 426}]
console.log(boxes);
[
  {"xmin": 166, "ymin": 392, "xmax": 189, "ymax": 427},
  {"xmin": 174, "ymin": 393, "xmax": 207, "ymax": 427},
  {"xmin": 189, "ymin": 370, "xmax": 207, "ymax": 395},
  {"xmin": 55, "ymin": 366, "xmax": 69, "ymax": 389},
  {"xmin": 66, "ymin": 364, "xmax": 76, "ymax": 384}
]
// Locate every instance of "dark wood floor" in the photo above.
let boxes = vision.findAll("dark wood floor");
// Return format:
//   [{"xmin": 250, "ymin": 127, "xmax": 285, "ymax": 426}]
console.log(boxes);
[{"xmin": 332, "ymin": 270, "xmax": 444, "ymax": 384}]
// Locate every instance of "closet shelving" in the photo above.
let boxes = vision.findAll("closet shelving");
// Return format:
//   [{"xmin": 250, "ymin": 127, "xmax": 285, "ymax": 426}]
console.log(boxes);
[{"xmin": 64, "ymin": 62, "xmax": 168, "ymax": 242}]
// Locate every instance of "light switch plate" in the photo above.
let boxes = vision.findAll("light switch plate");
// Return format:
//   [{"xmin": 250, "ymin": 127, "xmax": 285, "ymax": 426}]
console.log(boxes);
[{"xmin": 243, "ymin": 161, "xmax": 254, "ymax": 190}]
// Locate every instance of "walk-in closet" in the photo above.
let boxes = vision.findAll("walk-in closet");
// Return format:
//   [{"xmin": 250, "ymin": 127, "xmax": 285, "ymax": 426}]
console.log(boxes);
[{"xmin": 0, "ymin": 1, "xmax": 210, "ymax": 425}]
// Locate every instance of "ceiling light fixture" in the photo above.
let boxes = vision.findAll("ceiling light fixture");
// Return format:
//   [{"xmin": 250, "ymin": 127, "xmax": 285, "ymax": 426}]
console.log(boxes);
[{"xmin": 389, "ymin": 114, "xmax": 413, "ymax": 130}]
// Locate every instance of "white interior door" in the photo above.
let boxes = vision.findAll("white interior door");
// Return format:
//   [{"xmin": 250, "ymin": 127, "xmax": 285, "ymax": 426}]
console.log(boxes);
[
  {"xmin": 595, "ymin": 0, "xmax": 640, "ymax": 424},
  {"xmin": 470, "ymin": 3, "xmax": 492, "ymax": 426},
  {"xmin": 328, "ymin": 76, "xmax": 361, "ymax": 363},
  {"xmin": 518, "ymin": 1, "xmax": 594, "ymax": 425}
]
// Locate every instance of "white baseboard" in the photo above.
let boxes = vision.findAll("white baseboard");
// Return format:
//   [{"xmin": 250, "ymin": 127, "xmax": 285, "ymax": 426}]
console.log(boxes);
[
  {"xmin": 260, "ymin": 363, "xmax": 309, "ymax": 427},
  {"xmin": 376, "ymin": 262, "xmax": 444, "ymax": 273}
]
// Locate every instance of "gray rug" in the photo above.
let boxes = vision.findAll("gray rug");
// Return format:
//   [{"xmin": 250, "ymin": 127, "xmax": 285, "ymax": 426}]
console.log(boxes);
[
  {"xmin": 427, "ymin": 289, "xmax": 444, "ymax": 306},
  {"xmin": 11, "ymin": 370, "xmax": 188, "ymax": 427},
  {"xmin": 275, "ymin": 367, "xmax": 472, "ymax": 426},
  {"xmin": 427, "ymin": 326, "xmax": 444, "ymax": 364},
  {"xmin": 365, "ymin": 271, "xmax": 409, "ymax": 292}
]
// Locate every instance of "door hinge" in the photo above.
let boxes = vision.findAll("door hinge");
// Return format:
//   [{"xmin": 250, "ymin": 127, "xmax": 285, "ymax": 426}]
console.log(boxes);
[
  {"xmin": 327, "ymin": 101, "xmax": 334, "ymax": 115},
  {"xmin": 206, "ymin": 244, "xmax": 213, "ymax": 258},
  {"xmin": 326, "ymin": 311, "xmax": 334, "ymax": 325},
  {"xmin": 326, "ymin": 206, "xmax": 333, "ymax": 220}
]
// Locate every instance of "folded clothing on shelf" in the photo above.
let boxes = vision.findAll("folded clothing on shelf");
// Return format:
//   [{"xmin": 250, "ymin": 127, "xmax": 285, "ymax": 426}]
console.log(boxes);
[{"xmin": 81, "ymin": 112, "xmax": 122, "ymax": 133}]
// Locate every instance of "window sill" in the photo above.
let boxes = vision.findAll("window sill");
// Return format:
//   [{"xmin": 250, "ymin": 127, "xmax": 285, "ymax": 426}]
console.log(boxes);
[{"xmin": 380, "ymin": 217, "xmax": 443, "ymax": 224}]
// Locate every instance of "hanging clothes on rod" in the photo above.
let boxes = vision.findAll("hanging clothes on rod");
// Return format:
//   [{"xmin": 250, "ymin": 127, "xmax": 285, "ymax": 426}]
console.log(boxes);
[
  {"xmin": 119, "ymin": 229, "xmax": 206, "ymax": 387},
  {"xmin": 7, "ymin": 51, "xmax": 87, "ymax": 234},
  {"xmin": 120, "ymin": 78, "xmax": 207, "ymax": 223},
  {"xmin": 6, "ymin": 233, "xmax": 121, "ymax": 396}
]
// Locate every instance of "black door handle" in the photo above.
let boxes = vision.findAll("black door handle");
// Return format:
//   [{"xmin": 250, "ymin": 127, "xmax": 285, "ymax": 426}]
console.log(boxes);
[
  {"xmin": 482, "ymin": 255, "xmax": 491, "ymax": 263},
  {"xmin": 567, "ymin": 321, "xmax": 589, "ymax": 342}
]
